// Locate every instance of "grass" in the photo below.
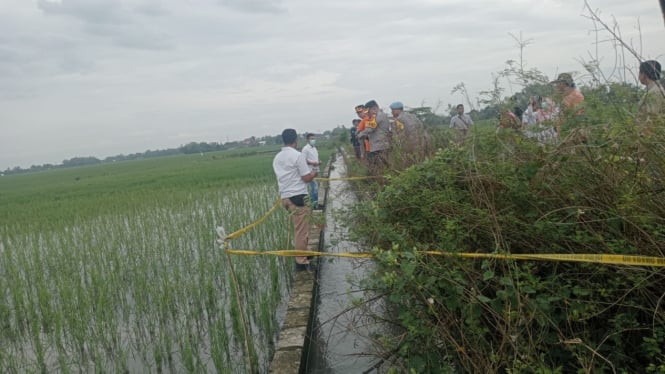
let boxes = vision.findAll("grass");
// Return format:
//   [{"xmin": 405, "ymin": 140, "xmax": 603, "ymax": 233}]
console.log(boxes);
[
  {"xmin": 0, "ymin": 142, "xmax": 333, "ymax": 372},
  {"xmin": 0, "ymin": 148, "xmax": 276, "ymax": 229}
]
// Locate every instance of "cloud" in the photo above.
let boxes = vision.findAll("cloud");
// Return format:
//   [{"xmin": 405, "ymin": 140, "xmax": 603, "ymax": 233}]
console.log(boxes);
[
  {"xmin": 134, "ymin": 1, "xmax": 170, "ymax": 17},
  {"xmin": 36, "ymin": 0, "xmax": 173, "ymax": 51},
  {"xmin": 218, "ymin": 0, "xmax": 287, "ymax": 14},
  {"xmin": 37, "ymin": 0, "xmax": 126, "ymax": 25},
  {"xmin": 1, "ymin": 0, "xmax": 663, "ymax": 170}
]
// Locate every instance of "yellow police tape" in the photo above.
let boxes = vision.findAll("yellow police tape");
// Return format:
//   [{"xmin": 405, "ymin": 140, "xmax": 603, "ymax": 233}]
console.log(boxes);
[
  {"xmin": 314, "ymin": 176, "xmax": 381, "ymax": 182},
  {"xmin": 221, "ymin": 184, "xmax": 665, "ymax": 268},
  {"xmin": 224, "ymin": 199, "xmax": 282, "ymax": 242},
  {"xmin": 223, "ymin": 177, "xmax": 376, "ymax": 242},
  {"xmin": 225, "ymin": 249, "xmax": 665, "ymax": 267},
  {"xmin": 227, "ymin": 249, "xmax": 373, "ymax": 259}
]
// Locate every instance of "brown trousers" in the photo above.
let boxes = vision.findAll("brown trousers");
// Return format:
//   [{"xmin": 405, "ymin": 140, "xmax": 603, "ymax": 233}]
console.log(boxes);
[{"xmin": 282, "ymin": 198, "xmax": 309, "ymax": 264}]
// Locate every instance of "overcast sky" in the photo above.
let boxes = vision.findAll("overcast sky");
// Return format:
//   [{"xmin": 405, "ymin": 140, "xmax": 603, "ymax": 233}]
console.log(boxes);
[{"xmin": 0, "ymin": 0, "xmax": 662, "ymax": 170}]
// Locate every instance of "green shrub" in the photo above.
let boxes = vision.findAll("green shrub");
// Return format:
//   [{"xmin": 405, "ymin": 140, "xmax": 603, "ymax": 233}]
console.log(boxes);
[{"xmin": 352, "ymin": 97, "xmax": 665, "ymax": 372}]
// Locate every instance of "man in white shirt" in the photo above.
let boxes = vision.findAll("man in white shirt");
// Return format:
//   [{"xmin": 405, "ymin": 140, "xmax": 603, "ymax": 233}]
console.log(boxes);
[
  {"xmin": 301, "ymin": 133, "xmax": 323, "ymax": 210},
  {"xmin": 450, "ymin": 104, "xmax": 473, "ymax": 144},
  {"xmin": 273, "ymin": 129, "xmax": 318, "ymax": 270}
]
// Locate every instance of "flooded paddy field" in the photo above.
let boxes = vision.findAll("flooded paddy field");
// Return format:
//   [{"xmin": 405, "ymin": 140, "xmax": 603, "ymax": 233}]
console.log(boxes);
[{"xmin": 0, "ymin": 151, "xmax": 302, "ymax": 373}]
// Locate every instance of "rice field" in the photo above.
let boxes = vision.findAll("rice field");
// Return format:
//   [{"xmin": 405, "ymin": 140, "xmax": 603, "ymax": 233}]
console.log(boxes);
[{"xmin": 0, "ymin": 148, "xmax": 308, "ymax": 373}]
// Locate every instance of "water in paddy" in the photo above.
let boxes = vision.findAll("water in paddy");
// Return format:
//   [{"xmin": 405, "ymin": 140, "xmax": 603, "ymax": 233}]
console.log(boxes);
[
  {"xmin": 0, "ymin": 192, "xmax": 289, "ymax": 373},
  {"xmin": 303, "ymin": 155, "xmax": 389, "ymax": 373}
]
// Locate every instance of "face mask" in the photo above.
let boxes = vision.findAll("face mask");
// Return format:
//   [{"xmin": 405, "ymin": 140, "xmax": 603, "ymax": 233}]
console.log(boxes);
[{"xmin": 309, "ymin": 139, "xmax": 316, "ymax": 146}]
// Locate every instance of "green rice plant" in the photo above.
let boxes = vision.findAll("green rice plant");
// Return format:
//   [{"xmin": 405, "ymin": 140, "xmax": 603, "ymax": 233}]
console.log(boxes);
[
  {"xmin": 0, "ymin": 150, "xmax": 303, "ymax": 373},
  {"xmin": 210, "ymin": 316, "xmax": 231, "ymax": 373}
]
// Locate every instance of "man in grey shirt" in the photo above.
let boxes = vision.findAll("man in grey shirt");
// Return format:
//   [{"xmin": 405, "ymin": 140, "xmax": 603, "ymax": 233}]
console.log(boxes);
[
  {"xmin": 390, "ymin": 101, "xmax": 430, "ymax": 163},
  {"xmin": 450, "ymin": 104, "xmax": 473, "ymax": 144},
  {"xmin": 357, "ymin": 100, "xmax": 391, "ymax": 175},
  {"xmin": 390, "ymin": 101, "xmax": 424, "ymax": 136}
]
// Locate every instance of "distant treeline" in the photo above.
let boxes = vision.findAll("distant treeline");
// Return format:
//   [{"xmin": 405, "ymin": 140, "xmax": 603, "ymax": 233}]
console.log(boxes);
[
  {"xmin": 2, "ymin": 137, "xmax": 282, "ymax": 175},
  {"xmin": 3, "ymin": 106, "xmax": 496, "ymax": 176}
]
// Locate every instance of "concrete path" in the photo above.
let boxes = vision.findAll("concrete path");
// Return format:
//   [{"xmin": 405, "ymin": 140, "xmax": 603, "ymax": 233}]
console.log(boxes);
[{"xmin": 268, "ymin": 169, "xmax": 327, "ymax": 373}]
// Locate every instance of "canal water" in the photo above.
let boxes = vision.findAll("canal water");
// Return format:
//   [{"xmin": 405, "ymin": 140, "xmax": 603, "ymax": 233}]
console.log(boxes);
[{"xmin": 303, "ymin": 154, "xmax": 389, "ymax": 373}]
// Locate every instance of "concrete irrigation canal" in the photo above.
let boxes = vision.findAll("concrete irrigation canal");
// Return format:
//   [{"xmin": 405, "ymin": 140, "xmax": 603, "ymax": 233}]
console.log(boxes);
[{"xmin": 270, "ymin": 153, "xmax": 389, "ymax": 373}]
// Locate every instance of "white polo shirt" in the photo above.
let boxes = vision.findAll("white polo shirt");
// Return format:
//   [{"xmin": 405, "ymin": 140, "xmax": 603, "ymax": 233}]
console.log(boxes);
[
  {"xmin": 301, "ymin": 143, "xmax": 320, "ymax": 172},
  {"xmin": 273, "ymin": 146, "xmax": 310, "ymax": 199}
]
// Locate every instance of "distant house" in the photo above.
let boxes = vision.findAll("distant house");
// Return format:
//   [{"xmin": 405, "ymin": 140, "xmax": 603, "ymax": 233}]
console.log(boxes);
[{"xmin": 242, "ymin": 137, "xmax": 259, "ymax": 146}]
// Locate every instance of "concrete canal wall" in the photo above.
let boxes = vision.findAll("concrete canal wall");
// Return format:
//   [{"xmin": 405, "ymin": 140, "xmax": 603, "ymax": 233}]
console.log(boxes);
[{"xmin": 268, "ymin": 159, "xmax": 329, "ymax": 373}]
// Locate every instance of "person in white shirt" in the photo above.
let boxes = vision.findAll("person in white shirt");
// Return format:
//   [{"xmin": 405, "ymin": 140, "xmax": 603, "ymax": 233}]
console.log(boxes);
[
  {"xmin": 522, "ymin": 95, "xmax": 558, "ymax": 144},
  {"xmin": 301, "ymin": 133, "xmax": 323, "ymax": 210},
  {"xmin": 273, "ymin": 129, "xmax": 318, "ymax": 270},
  {"xmin": 638, "ymin": 60, "xmax": 665, "ymax": 121},
  {"xmin": 450, "ymin": 104, "xmax": 473, "ymax": 144}
]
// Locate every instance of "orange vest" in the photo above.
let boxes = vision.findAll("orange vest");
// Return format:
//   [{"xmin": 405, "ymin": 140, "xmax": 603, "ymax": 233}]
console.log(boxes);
[{"xmin": 358, "ymin": 116, "xmax": 371, "ymax": 152}]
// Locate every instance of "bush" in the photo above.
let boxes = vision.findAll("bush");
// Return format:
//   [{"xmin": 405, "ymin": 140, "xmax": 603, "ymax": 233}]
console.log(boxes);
[{"xmin": 351, "ymin": 97, "xmax": 665, "ymax": 372}]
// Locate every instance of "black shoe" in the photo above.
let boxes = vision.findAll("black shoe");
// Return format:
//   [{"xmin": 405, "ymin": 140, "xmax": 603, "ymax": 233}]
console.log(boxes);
[
  {"xmin": 296, "ymin": 263, "xmax": 318, "ymax": 272},
  {"xmin": 313, "ymin": 204, "xmax": 325, "ymax": 211}
]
